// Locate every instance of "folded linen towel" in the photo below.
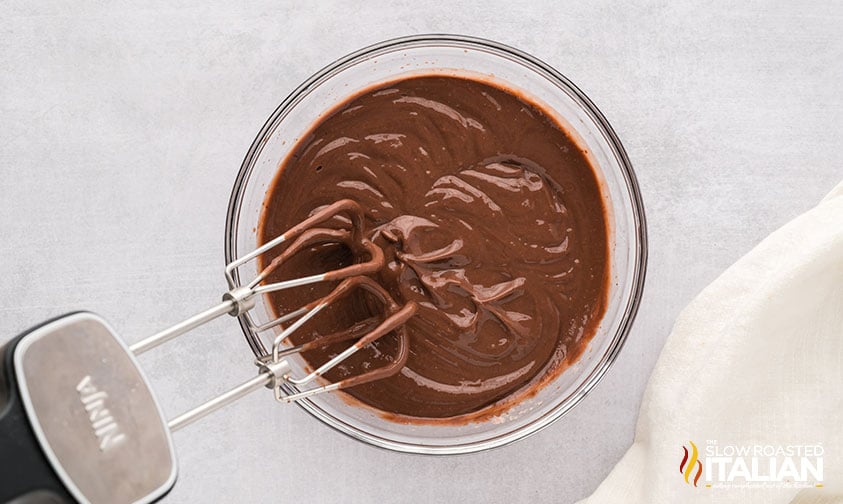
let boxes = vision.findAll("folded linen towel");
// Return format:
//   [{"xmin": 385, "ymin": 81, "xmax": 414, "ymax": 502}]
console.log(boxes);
[{"xmin": 580, "ymin": 180, "xmax": 843, "ymax": 503}]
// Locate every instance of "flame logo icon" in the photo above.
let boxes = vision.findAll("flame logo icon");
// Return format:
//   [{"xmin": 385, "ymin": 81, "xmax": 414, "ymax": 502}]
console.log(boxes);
[{"xmin": 680, "ymin": 440, "xmax": 703, "ymax": 487}]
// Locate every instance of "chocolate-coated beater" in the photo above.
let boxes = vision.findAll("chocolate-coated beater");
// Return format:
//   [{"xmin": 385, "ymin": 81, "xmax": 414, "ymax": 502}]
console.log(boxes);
[
  {"xmin": 0, "ymin": 199, "xmax": 415, "ymax": 504},
  {"xmin": 133, "ymin": 199, "xmax": 417, "ymax": 430}
]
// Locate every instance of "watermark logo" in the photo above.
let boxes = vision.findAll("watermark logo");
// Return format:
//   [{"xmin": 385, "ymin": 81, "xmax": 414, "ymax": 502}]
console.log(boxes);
[
  {"xmin": 680, "ymin": 441, "xmax": 703, "ymax": 487},
  {"xmin": 678, "ymin": 439, "xmax": 824, "ymax": 489}
]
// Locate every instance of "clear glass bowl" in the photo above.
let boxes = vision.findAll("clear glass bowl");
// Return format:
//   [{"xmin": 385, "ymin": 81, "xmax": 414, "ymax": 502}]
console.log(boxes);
[{"xmin": 225, "ymin": 34, "xmax": 647, "ymax": 454}]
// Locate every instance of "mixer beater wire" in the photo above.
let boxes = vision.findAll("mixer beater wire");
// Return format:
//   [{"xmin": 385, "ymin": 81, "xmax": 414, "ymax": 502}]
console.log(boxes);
[{"xmin": 129, "ymin": 199, "xmax": 416, "ymax": 431}]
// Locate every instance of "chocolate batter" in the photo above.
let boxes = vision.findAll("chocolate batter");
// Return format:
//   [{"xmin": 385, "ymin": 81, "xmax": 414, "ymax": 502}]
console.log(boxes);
[{"xmin": 259, "ymin": 75, "xmax": 609, "ymax": 419}]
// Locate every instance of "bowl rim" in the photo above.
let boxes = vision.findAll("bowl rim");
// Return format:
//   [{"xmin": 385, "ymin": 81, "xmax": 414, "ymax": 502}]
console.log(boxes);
[{"xmin": 224, "ymin": 33, "xmax": 648, "ymax": 454}]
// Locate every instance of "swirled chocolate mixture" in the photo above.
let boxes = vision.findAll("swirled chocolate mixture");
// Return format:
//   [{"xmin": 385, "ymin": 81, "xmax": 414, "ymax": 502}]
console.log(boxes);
[{"xmin": 259, "ymin": 75, "xmax": 609, "ymax": 419}]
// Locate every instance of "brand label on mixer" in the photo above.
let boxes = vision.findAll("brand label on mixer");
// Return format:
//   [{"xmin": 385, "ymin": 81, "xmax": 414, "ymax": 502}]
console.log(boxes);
[{"xmin": 76, "ymin": 375, "xmax": 126, "ymax": 451}]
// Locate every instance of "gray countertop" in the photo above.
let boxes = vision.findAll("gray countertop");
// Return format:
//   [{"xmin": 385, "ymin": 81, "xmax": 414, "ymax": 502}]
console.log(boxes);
[{"xmin": 1, "ymin": 1, "xmax": 841, "ymax": 502}]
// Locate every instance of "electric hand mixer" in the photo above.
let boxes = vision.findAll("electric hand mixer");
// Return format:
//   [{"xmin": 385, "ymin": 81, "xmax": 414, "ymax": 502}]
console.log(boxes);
[{"xmin": 0, "ymin": 199, "xmax": 417, "ymax": 504}]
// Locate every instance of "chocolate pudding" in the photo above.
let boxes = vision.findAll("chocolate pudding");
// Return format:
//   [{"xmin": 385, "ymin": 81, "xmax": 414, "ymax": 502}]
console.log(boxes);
[{"xmin": 259, "ymin": 75, "xmax": 609, "ymax": 420}]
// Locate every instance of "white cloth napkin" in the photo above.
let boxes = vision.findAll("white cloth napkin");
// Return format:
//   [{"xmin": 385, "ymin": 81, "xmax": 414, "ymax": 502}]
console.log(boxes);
[{"xmin": 579, "ymin": 180, "xmax": 843, "ymax": 504}]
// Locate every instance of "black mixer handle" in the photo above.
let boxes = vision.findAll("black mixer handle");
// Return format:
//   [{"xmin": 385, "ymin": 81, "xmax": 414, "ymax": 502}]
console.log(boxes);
[
  {"xmin": 0, "ymin": 320, "xmax": 74, "ymax": 503},
  {"xmin": 0, "ymin": 312, "xmax": 177, "ymax": 504}
]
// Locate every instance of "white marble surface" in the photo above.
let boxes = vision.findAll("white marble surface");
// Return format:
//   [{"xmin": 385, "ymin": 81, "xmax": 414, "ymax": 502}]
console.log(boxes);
[{"xmin": 1, "ymin": 1, "xmax": 841, "ymax": 502}]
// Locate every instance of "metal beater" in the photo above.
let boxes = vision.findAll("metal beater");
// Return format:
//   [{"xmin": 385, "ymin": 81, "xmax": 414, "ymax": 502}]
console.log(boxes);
[
  {"xmin": 134, "ymin": 199, "xmax": 416, "ymax": 429},
  {"xmin": 0, "ymin": 199, "xmax": 416, "ymax": 504}
]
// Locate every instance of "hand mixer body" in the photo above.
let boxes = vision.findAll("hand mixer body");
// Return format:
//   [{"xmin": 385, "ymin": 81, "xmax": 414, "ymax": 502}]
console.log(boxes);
[
  {"xmin": 0, "ymin": 200, "xmax": 416, "ymax": 502},
  {"xmin": 0, "ymin": 312, "xmax": 177, "ymax": 504}
]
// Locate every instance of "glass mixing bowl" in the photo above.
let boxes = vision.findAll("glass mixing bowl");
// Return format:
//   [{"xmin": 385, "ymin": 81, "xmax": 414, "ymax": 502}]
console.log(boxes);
[{"xmin": 225, "ymin": 34, "xmax": 647, "ymax": 454}]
